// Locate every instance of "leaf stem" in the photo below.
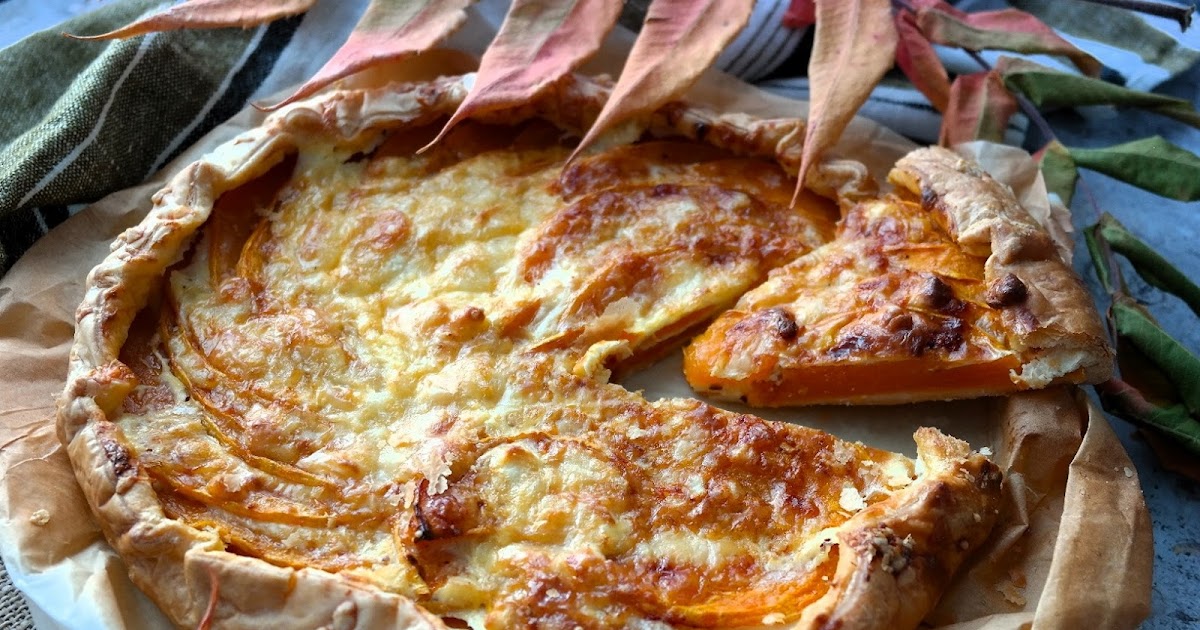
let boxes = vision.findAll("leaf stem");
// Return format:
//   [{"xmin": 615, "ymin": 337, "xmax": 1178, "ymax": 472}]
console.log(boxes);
[{"xmin": 1072, "ymin": 0, "xmax": 1194, "ymax": 31}]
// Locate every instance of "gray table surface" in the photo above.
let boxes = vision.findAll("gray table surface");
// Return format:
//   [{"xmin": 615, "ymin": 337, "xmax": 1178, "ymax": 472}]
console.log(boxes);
[
  {"xmin": 1, "ymin": 3, "xmax": 1199, "ymax": 629},
  {"xmin": 1053, "ymin": 60, "xmax": 1200, "ymax": 628}
]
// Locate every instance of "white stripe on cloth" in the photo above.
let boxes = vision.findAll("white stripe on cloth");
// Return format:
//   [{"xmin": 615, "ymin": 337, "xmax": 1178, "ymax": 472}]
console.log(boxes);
[
  {"xmin": 740, "ymin": 11, "xmax": 802, "ymax": 81},
  {"xmin": 16, "ymin": 33, "xmax": 157, "ymax": 209},
  {"xmin": 146, "ymin": 24, "xmax": 268, "ymax": 177},
  {"xmin": 715, "ymin": 0, "xmax": 801, "ymax": 83},
  {"xmin": 759, "ymin": 77, "xmax": 1029, "ymax": 146}
]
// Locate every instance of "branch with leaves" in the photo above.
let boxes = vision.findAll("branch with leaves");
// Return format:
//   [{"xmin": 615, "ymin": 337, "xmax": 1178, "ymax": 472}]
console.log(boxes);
[{"xmin": 73, "ymin": 0, "xmax": 1200, "ymax": 461}]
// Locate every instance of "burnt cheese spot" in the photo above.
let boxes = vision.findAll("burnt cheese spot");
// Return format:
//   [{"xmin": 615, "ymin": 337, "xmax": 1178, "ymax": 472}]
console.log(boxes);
[
  {"xmin": 101, "ymin": 438, "xmax": 135, "ymax": 478},
  {"xmin": 412, "ymin": 484, "xmax": 477, "ymax": 542},
  {"xmin": 985, "ymin": 273, "xmax": 1028, "ymax": 308},
  {"xmin": 918, "ymin": 275, "xmax": 954, "ymax": 310},
  {"xmin": 828, "ymin": 333, "xmax": 875, "ymax": 358},
  {"xmin": 916, "ymin": 274, "xmax": 967, "ymax": 316},
  {"xmin": 650, "ymin": 183, "xmax": 680, "ymax": 197},
  {"xmin": 832, "ymin": 314, "xmax": 965, "ymax": 359},
  {"xmin": 886, "ymin": 313, "xmax": 915, "ymax": 333},
  {"xmin": 918, "ymin": 316, "xmax": 966, "ymax": 354},
  {"xmin": 763, "ymin": 307, "xmax": 799, "ymax": 341},
  {"xmin": 920, "ymin": 187, "xmax": 938, "ymax": 210}
]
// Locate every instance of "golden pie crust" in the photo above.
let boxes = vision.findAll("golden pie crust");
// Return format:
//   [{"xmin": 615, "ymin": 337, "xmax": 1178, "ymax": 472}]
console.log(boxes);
[{"xmin": 59, "ymin": 75, "xmax": 1004, "ymax": 629}]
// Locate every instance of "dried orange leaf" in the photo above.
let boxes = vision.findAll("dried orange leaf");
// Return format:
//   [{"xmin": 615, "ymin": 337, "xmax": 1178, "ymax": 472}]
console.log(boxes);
[
  {"xmin": 894, "ymin": 12, "xmax": 950, "ymax": 112},
  {"xmin": 66, "ymin": 0, "xmax": 316, "ymax": 40},
  {"xmin": 939, "ymin": 70, "xmax": 1018, "ymax": 146},
  {"xmin": 915, "ymin": 3, "xmax": 1102, "ymax": 77},
  {"xmin": 431, "ymin": 0, "xmax": 622, "ymax": 146},
  {"xmin": 1096, "ymin": 378, "xmax": 1200, "ymax": 456},
  {"xmin": 265, "ymin": 0, "xmax": 473, "ymax": 110},
  {"xmin": 797, "ymin": 0, "xmax": 897, "ymax": 197},
  {"xmin": 572, "ymin": 0, "xmax": 755, "ymax": 160}
]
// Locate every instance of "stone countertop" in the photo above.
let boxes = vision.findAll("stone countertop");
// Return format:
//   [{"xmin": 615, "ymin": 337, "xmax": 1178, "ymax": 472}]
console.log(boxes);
[
  {"xmin": 1050, "ymin": 60, "xmax": 1200, "ymax": 629},
  {"xmin": 1, "ymin": 1, "xmax": 1198, "ymax": 628}
]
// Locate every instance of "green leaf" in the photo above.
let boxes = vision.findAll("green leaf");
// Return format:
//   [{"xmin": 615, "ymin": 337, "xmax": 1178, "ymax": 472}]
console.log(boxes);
[
  {"xmin": 998, "ymin": 57, "xmax": 1200, "ymax": 129},
  {"xmin": 1068, "ymin": 137, "xmax": 1200, "ymax": 201},
  {"xmin": 1112, "ymin": 296, "xmax": 1200, "ymax": 416},
  {"xmin": 1100, "ymin": 214, "xmax": 1200, "ymax": 318},
  {"xmin": 1096, "ymin": 379, "xmax": 1200, "ymax": 457},
  {"xmin": 1083, "ymin": 222, "xmax": 1117, "ymax": 295},
  {"xmin": 1037, "ymin": 140, "xmax": 1077, "ymax": 206}
]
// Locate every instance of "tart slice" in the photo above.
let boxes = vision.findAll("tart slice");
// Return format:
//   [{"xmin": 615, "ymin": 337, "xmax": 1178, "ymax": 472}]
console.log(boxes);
[{"xmin": 684, "ymin": 147, "xmax": 1113, "ymax": 406}]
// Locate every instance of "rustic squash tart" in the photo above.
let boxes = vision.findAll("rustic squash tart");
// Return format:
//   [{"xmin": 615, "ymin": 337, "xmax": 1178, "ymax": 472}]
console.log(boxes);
[{"xmin": 58, "ymin": 75, "xmax": 1027, "ymax": 629}]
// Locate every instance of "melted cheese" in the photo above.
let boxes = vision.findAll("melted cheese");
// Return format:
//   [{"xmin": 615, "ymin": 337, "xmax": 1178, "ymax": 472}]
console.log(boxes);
[{"xmin": 115, "ymin": 120, "xmax": 928, "ymax": 627}]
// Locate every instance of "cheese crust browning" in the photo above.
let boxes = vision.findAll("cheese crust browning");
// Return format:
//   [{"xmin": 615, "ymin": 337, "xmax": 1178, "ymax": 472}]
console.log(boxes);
[
  {"xmin": 685, "ymin": 147, "xmax": 1113, "ymax": 406},
  {"xmin": 59, "ymin": 75, "xmax": 1001, "ymax": 629}
]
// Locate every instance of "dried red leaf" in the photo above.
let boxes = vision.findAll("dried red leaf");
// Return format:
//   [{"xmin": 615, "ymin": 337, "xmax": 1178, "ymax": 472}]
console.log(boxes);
[
  {"xmin": 430, "ymin": 0, "xmax": 622, "ymax": 147},
  {"xmin": 915, "ymin": 3, "xmax": 1102, "ymax": 77},
  {"xmin": 939, "ymin": 70, "xmax": 1018, "ymax": 146},
  {"xmin": 65, "ymin": 0, "xmax": 316, "ymax": 40},
  {"xmin": 783, "ymin": 0, "xmax": 816, "ymax": 29},
  {"xmin": 264, "ymin": 0, "xmax": 472, "ymax": 110},
  {"xmin": 1140, "ymin": 428, "xmax": 1200, "ymax": 482},
  {"xmin": 893, "ymin": 12, "xmax": 950, "ymax": 112},
  {"xmin": 571, "ymin": 0, "xmax": 754, "ymax": 160},
  {"xmin": 796, "ymin": 0, "xmax": 897, "ymax": 199}
]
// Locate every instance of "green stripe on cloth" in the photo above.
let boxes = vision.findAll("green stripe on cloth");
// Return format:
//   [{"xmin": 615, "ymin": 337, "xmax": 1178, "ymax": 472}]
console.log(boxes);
[
  {"xmin": 0, "ymin": 0, "xmax": 163, "ymax": 149},
  {"xmin": 0, "ymin": 0, "xmax": 280, "ymax": 272}
]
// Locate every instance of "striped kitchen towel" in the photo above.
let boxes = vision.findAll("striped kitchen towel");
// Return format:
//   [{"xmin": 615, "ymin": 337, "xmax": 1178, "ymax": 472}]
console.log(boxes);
[{"xmin": 1, "ymin": 0, "xmax": 1198, "ymax": 275}]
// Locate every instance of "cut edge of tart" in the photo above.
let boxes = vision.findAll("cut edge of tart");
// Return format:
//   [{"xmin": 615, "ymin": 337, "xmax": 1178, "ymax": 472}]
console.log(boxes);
[{"xmin": 59, "ymin": 74, "xmax": 1002, "ymax": 629}]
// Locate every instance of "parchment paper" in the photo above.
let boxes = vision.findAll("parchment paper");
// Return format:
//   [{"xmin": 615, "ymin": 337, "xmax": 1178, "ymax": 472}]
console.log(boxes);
[{"xmin": 0, "ymin": 39, "xmax": 1151, "ymax": 630}]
